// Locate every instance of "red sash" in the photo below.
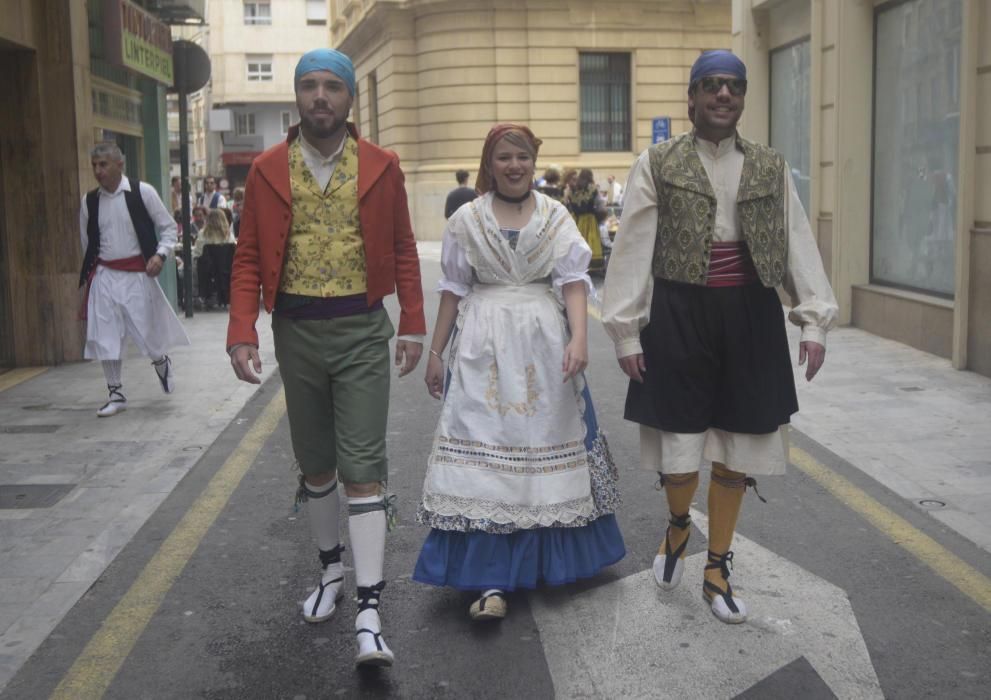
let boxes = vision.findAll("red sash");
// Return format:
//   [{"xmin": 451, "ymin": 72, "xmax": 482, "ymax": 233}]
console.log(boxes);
[
  {"xmin": 706, "ymin": 242, "xmax": 759, "ymax": 288},
  {"xmin": 79, "ymin": 255, "xmax": 148, "ymax": 320}
]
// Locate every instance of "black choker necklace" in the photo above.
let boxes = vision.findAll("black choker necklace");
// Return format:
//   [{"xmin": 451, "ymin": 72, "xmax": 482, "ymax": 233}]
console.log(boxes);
[{"xmin": 494, "ymin": 190, "xmax": 531, "ymax": 204}]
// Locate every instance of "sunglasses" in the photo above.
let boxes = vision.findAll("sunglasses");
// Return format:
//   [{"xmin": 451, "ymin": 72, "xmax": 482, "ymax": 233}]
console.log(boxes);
[{"xmin": 696, "ymin": 76, "xmax": 748, "ymax": 97}]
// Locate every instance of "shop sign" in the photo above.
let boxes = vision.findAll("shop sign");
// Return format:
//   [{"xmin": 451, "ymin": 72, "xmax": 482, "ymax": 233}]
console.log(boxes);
[
  {"xmin": 104, "ymin": 0, "xmax": 174, "ymax": 84},
  {"xmin": 92, "ymin": 84, "xmax": 143, "ymax": 127}
]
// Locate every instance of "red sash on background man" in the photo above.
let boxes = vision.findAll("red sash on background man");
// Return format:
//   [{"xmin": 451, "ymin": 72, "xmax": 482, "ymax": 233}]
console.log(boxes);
[{"xmin": 79, "ymin": 255, "xmax": 147, "ymax": 320}]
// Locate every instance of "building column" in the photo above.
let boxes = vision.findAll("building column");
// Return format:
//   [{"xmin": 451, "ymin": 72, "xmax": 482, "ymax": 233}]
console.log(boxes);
[{"xmin": 0, "ymin": 0, "xmax": 88, "ymax": 366}]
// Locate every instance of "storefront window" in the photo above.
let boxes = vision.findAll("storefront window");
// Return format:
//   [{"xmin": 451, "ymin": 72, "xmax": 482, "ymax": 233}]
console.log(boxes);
[
  {"xmin": 770, "ymin": 39, "xmax": 811, "ymax": 214},
  {"xmin": 871, "ymin": 0, "xmax": 962, "ymax": 297}
]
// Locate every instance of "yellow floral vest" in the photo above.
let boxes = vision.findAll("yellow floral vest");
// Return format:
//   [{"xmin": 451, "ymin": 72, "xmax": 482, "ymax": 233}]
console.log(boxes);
[{"xmin": 280, "ymin": 137, "xmax": 367, "ymax": 296}]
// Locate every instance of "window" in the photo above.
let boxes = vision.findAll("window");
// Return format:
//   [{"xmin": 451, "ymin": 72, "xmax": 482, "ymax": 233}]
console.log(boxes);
[
  {"xmin": 235, "ymin": 113, "xmax": 255, "ymax": 136},
  {"xmin": 246, "ymin": 55, "xmax": 273, "ymax": 81},
  {"xmin": 367, "ymin": 71, "xmax": 379, "ymax": 144},
  {"xmin": 769, "ymin": 39, "xmax": 812, "ymax": 214},
  {"xmin": 579, "ymin": 53, "xmax": 631, "ymax": 152},
  {"xmin": 244, "ymin": 2, "xmax": 271, "ymax": 25},
  {"xmin": 306, "ymin": 0, "xmax": 327, "ymax": 25},
  {"xmin": 281, "ymin": 110, "xmax": 293, "ymax": 134},
  {"xmin": 871, "ymin": 0, "xmax": 962, "ymax": 297}
]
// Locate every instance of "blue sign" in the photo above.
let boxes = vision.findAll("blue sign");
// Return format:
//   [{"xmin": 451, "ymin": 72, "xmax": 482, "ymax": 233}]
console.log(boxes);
[{"xmin": 652, "ymin": 117, "xmax": 671, "ymax": 144}]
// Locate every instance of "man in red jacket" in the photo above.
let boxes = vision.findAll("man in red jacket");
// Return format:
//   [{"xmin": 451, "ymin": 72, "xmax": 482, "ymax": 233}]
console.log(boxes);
[{"xmin": 227, "ymin": 48, "xmax": 425, "ymax": 668}]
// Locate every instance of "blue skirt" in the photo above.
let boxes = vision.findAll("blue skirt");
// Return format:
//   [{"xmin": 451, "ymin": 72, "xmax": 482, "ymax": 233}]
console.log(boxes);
[
  {"xmin": 414, "ymin": 382, "xmax": 626, "ymax": 592},
  {"xmin": 413, "ymin": 514, "xmax": 625, "ymax": 591}
]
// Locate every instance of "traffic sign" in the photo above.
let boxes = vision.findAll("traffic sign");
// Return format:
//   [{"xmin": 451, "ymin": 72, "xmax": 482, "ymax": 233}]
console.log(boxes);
[{"xmin": 652, "ymin": 117, "xmax": 671, "ymax": 144}]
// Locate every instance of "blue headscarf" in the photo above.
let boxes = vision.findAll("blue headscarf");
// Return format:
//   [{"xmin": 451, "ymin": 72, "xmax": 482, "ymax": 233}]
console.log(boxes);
[
  {"xmin": 294, "ymin": 49, "xmax": 355, "ymax": 95},
  {"xmin": 689, "ymin": 50, "xmax": 746, "ymax": 87}
]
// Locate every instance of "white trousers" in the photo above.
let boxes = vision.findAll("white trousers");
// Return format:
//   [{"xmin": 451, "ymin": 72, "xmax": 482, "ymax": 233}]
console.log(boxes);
[{"xmin": 84, "ymin": 267, "xmax": 189, "ymax": 361}]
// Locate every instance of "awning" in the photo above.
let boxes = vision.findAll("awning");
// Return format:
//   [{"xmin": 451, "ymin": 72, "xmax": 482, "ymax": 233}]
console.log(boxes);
[{"xmin": 221, "ymin": 151, "xmax": 262, "ymax": 166}]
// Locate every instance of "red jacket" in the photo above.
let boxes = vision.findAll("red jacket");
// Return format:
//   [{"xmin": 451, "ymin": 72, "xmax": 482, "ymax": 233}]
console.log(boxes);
[{"xmin": 227, "ymin": 124, "xmax": 426, "ymax": 349}]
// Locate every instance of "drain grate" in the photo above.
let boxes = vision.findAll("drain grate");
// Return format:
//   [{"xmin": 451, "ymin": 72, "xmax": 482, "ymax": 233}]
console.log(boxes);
[
  {"xmin": 0, "ymin": 424, "xmax": 62, "ymax": 434},
  {"xmin": 0, "ymin": 484, "xmax": 76, "ymax": 509}
]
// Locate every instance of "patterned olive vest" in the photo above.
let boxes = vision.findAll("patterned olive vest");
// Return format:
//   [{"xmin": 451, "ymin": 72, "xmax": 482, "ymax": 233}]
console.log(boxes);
[
  {"xmin": 648, "ymin": 133, "xmax": 787, "ymax": 287},
  {"xmin": 280, "ymin": 137, "xmax": 367, "ymax": 296}
]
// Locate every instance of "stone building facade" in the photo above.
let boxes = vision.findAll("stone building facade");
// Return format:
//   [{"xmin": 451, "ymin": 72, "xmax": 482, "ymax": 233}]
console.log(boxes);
[
  {"xmin": 331, "ymin": 0, "xmax": 732, "ymax": 240},
  {"xmin": 733, "ymin": 0, "xmax": 989, "ymax": 376}
]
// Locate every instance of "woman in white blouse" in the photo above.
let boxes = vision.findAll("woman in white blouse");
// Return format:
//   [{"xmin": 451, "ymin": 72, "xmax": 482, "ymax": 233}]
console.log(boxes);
[{"xmin": 413, "ymin": 124, "xmax": 625, "ymax": 622}]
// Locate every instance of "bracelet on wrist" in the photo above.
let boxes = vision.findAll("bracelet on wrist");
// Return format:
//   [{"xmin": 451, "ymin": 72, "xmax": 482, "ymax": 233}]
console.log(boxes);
[{"xmin": 429, "ymin": 349, "xmax": 443, "ymax": 360}]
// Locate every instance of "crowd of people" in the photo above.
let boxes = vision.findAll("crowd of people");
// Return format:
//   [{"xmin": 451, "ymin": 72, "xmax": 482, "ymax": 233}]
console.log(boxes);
[
  {"xmin": 168, "ymin": 175, "xmax": 239, "ymax": 311},
  {"xmin": 80, "ymin": 46, "xmax": 837, "ymax": 672}
]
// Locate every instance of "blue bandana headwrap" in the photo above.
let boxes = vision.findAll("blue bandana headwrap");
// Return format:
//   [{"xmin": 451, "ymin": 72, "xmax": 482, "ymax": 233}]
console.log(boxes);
[
  {"xmin": 294, "ymin": 49, "xmax": 355, "ymax": 95},
  {"xmin": 689, "ymin": 50, "xmax": 747, "ymax": 87}
]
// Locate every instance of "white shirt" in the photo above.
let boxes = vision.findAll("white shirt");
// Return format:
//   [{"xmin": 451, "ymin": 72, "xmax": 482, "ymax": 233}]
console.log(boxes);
[
  {"xmin": 298, "ymin": 131, "xmax": 349, "ymax": 191},
  {"xmin": 602, "ymin": 134, "xmax": 838, "ymax": 359},
  {"xmin": 198, "ymin": 190, "xmax": 228, "ymax": 209},
  {"xmin": 437, "ymin": 228, "xmax": 594, "ymax": 300},
  {"xmin": 79, "ymin": 177, "xmax": 177, "ymax": 260},
  {"xmin": 606, "ymin": 180, "xmax": 623, "ymax": 205}
]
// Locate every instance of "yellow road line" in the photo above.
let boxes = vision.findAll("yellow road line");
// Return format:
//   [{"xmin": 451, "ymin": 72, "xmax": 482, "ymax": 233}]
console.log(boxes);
[
  {"xmin": 0, "ymin": 367, "xmax": 48, "ymax": 393},
  {"xmin": 790, "ymin": 446, "xmax": 991, "ymax": 613},
  {"xmin": 51, "ymin": 388, "xmax": 287, "ymax": 700}
]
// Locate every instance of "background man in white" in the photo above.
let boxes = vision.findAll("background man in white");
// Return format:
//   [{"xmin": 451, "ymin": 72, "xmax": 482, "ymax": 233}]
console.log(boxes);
[
  {"xmin": 79, "ymin": 142, "xmax": 189, "ymax": 416},
  {"xmin": 198, "ymin": 175, "xmax": 227, "ymax": 209}
]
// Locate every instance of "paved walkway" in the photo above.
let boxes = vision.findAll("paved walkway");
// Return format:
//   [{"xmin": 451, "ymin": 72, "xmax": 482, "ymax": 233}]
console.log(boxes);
[
  {"xmin": 785, "ymin": 319, "xmax": 991, "ymax": 553},
  {"xmin": 0, "ymin": 243, "xmax": 989, "ymax": 693},
  {"xmin": 0, "ymin": 310, "xmax": 274, "ymax": 690}
]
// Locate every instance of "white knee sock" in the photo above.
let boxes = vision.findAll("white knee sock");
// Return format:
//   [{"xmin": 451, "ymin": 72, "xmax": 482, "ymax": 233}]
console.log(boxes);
[
  {"xmin": 102, "ymin": 360, "xmax": 122, "ymax": 387},
  {"xmin": 348, "ymin": 495, "xmax": 386, "ymax": 587},
  {"xmin": 349, "ymin": 495, "xmax": 388, "ymax": 644},
  {"xmin": 305, "ymin": 478, "xmax": 341, "ymax": 550},
  {"xmin": 304, "ymin": 478, "xmax": 342, "ymax": 581}
]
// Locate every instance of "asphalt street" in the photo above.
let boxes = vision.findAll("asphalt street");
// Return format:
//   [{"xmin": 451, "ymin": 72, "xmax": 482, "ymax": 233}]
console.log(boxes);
[{"xmin": 3, "ymin": 261, "xmax": 989, "ymax": 699}]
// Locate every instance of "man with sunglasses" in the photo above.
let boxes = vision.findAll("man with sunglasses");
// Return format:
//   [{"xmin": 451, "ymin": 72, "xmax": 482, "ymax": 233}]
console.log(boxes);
[
  {"xmin": 602, "ymin": 50, "xmax": 837, "ymax": 624},
  {"xmin": 198, "ymin": 176, "xmax": 227, "ymax": 209}
]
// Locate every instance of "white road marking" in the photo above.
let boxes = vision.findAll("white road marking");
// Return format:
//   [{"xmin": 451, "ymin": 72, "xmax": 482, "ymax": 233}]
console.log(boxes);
[{"xmin": 529, "ymin": 508, "xmax": 883, "ymax": 699}]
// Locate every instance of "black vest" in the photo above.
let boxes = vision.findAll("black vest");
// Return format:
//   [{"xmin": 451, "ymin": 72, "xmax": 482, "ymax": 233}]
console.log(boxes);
[{"xmin": 79, "ymin": 177, "xmax": 159, "ymax": 287}]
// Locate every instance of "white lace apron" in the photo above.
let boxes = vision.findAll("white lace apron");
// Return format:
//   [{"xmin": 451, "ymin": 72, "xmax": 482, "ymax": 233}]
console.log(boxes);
[{"xmin": 420, "ymin": 193, "xmax": 596, "ymax": 529}]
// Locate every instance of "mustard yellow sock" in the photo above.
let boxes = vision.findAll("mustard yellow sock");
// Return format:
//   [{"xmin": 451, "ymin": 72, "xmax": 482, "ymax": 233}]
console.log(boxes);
[
  {"xmin": 658, "ymin": 471, "xmax": 699, "ymax": 558},
  {"xmin": 704, "ymin": 463, "xmax": 747, "ymax": 596}
]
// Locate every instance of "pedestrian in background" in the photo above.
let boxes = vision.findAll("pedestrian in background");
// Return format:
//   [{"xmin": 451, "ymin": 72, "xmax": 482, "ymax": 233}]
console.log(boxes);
[
  {"xmin": 231, "ymin": 186, "xmax": 245, "ymax": 239},
  {"xmin": 194, "ymin": 209, "xmax": 235, "ymax": 309},
  {"xmin": 227, "ymin": 47, "xmax": 425, "ymax": 668},
  {"xmin": 190, "ymin": 205, "xmax": 207, "ymax": 239},
  {"xmin": 79, "ymin": 142, "xmax": 189, "ymax": 417},
  {"xmin": 415, "ymin": 124, "xmax": 625, "ymax": 622},
  {"xmin": 604, "ymin": 174, "xmax": 623, "ymax": 206},
  {"xmin": 602, "ymin": 50, "xmax": 838, "ymax": 624},
  {"xmin": 198, "ymin": 175, "xmax": 227, "ymax": 209},
  {"xmin": 566, "ymin": 168, "xmax": 606, "ymax": 273},
  {"xmin": 443, "ymin": 168, "xmax": 476, "ymax": 218},
  {"xmin": 536, "ymin": 166, "xmax": 565, "ymax": 201},
  {"xmin": 562, "ymin": 168, "xmax": 578, "ymax": 204}
]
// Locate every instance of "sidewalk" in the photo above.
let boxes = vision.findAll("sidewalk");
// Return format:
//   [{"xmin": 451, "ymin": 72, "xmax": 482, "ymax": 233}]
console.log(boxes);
[
  {"xmin": 0, "ymin": 310, "xmax": 274, "ymax": 690},
  {"xmin": 785, "ymin": 319, "xmax": 991, "ymax": 553}
]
